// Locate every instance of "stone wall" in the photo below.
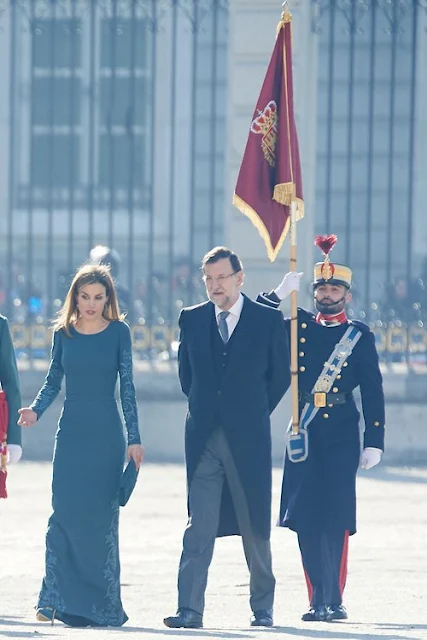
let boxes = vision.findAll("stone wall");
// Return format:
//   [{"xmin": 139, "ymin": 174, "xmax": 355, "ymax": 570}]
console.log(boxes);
[{"xmin": 19, "ymin": 367, "xmax": 427, "ymax": 466}]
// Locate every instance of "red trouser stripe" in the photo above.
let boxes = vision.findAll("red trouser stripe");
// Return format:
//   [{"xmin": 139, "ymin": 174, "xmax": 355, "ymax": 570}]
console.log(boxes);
[
  {"xmin": 339, "ymin": 530, "xmax": 350, "ymax": 594},
  {"xmin": 303, "ymin": 565, "xmax": 313, "ymax": 603}
]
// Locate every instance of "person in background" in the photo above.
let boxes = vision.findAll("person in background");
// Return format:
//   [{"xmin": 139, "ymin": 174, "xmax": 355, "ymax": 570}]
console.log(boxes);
[{"xmin": 89, "ymin": 245, "xmax": 132, "ymax": 322}]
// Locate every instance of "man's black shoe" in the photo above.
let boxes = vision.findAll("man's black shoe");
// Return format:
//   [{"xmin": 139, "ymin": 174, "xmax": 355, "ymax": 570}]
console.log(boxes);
[
  {"xmin": 250, "ymin": 608, "xmax": 274, "ymax": 627},
  {"xmin": 301, "ymin": 605, "xmax": 328, "ymax": 621},
  {"xmin": 163, "ymin": 609, "xmax": 203, "ymax": 629},
  {"xmin": 326, "ymin": 604, "xmax": 348, "ymax": 621}
]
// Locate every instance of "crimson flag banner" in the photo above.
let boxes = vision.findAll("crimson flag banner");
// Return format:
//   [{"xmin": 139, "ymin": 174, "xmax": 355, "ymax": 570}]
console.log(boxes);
[{"xmin": 233, "ymin": 6, "xmax": 304, "ymax": 261}]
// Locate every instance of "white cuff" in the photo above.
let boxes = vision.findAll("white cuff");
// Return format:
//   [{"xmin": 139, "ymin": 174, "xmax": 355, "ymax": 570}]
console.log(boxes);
[
  {"xmin": 360, "ymin": 447, "xmax": 382, "ymax": 470},
  {"xmin": 7, "ymin": 444, "xmax": 23, "ymax": 464}
]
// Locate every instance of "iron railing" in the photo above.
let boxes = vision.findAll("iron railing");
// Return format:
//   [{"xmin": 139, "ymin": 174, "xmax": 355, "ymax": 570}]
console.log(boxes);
[
  {"xmin": 0, "ymin": 0, "xmax": 229, "ymax": 362},
  {"xmin": 0, "ymin": 0, "xmax": 426, "ymax": 365}
]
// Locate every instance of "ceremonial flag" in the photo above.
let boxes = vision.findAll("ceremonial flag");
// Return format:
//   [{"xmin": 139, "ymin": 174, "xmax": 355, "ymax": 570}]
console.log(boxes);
[{"xmin": 233, "ymin": 4, "xmax": 303, "ymax": 261}]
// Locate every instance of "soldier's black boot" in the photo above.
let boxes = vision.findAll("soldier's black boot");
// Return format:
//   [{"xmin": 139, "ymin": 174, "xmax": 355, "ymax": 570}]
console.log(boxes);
[
  {"xmin": 326, "ymin": 604, "xmax": 348, "ymax": 621},
  {"xmin": 301, "ymin": 604, "xmax": 328, "ymax": 621}
]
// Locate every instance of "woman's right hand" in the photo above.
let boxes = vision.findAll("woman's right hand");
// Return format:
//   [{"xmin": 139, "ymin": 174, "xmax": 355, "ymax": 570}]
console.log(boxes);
[{"xmin": 17, "ymin": 408, "xmax": 38, "ymax": 427}]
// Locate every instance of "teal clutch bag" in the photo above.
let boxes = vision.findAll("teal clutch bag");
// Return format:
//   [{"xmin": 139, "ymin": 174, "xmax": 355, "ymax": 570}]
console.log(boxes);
[{"xmin": 119, "ymin": 459, "xmax": 139, "ymax": 506}]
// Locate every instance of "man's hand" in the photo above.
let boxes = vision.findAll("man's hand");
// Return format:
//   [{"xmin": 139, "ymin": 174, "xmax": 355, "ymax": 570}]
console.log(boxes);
[
  {"xmin": 360, "ymin": 447, "xmax": 382, "ymax": 470},
  {"xmin": 274, "ymin": 272, "xmax": 303, "ymax": 301},
  {"xmin": 7, "ymin": 444, "xmax": 22, "ymax": 464},
  {"xmin": 127, "ymin": 444, "xmax": 145, "ymax": 470}
]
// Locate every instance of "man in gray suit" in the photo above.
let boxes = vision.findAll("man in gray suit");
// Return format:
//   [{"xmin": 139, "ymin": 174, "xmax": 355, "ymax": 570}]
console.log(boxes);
[{"xmin": 164, "ymin": 247, "xmax": 290, "ymax": 629}]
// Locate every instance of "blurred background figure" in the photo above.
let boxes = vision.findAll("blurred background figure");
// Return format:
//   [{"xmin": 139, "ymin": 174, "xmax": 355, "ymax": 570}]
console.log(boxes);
[
  {"xmin": 89, "ymin": 245, "xmax": 132, "ymax": 323},
  {"xmin": 380, "ymin": 276, "xmax": 424, "ymax": 325}
]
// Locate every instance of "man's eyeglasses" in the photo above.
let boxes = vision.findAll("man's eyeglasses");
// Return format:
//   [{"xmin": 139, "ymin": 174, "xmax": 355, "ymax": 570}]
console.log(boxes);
[{"xmin": 203, "ymin": 272, "xmax": 238, "ymax": 285}]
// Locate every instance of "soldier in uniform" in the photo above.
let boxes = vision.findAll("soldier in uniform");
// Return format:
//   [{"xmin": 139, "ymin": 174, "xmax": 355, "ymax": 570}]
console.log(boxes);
[
  {"xmin": 257, "ymin": 236, "xmax": 385, "ymax": 623},
  {"xmin": 0, "ymin": 314, "xmax": 23, "ymax": 483}
]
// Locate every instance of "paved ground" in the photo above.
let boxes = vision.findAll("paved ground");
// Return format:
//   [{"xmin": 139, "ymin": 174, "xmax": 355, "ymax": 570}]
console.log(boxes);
[{"xmin": 1, "ymin": 462, "xmax": 426, "ymax": 639}]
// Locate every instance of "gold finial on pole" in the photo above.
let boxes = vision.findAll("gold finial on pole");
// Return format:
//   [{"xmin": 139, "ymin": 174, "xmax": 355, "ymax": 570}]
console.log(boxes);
[{"xmin": 278, "ymin": 0, "xmax": 292, "ymax": 28}]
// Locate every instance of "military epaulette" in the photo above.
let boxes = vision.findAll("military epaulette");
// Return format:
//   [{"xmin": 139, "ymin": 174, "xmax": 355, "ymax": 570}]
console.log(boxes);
[
  {"xmin": 298, "ymin": 308, "xmax": 316, "ymax": 322},
  {"xmin": 349, "ymin": 319, "xmax": 370, "ymax": 333}
]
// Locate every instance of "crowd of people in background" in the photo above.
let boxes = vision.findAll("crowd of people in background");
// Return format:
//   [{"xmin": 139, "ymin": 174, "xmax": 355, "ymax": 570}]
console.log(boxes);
[
  {"xmin": 1, "ymin": 250, "xmax": 427, "ymax": 364},
  {"xmin": 0, "ymin": 253, "xmax": 206, "ymax": 329}
]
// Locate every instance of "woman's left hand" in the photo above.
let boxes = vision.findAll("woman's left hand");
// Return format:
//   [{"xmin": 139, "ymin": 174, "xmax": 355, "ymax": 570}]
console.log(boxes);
[{"xmin": 127, "ymin": 444, "xmax": 144, "ymax": 470}]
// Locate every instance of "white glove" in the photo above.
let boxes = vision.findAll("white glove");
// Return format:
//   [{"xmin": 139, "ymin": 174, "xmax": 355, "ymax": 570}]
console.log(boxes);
[
  {"xmin": 360, "ymin": 447, "xmax": 382, "ymax": 470},
  {"xmin": 274, "ymin": 272, "xmax": 303, "ymax": 301},
  {"xmin": 7, "ymin": 444, "xmax": 22, "ymax": 464}
]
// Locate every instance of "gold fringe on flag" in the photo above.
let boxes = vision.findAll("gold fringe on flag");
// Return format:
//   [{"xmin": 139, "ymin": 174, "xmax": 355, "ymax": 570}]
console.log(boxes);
[
  {"xmin": 233, "ymin": 192, "xmax": 291, "ymax": 262},
  {"xmin": 273, "ymin": 181, "xmax": 294, "ymax": 205}
]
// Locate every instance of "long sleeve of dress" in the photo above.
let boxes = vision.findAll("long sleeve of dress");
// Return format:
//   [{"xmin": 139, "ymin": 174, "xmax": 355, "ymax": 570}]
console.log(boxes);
[
  {"xmin": 30, "ymin": 330, "xmax": 64, "ymax": 419},
  {"xmin": 0, "ymin": 316, "xmax": 22, "ymax": 445},
  {"xmin": 118, "ymin": 323, "xmax": 141, "ymax": 445}
]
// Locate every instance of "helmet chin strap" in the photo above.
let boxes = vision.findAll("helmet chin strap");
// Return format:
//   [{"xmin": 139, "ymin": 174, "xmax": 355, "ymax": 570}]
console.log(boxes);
[
  {"xmin": 315, "ymin": 297, "xmax": 348, "ymax": 325},
  {"xmin": 315, "ymin": 296, "xmax": 346, "ymax": 314}
]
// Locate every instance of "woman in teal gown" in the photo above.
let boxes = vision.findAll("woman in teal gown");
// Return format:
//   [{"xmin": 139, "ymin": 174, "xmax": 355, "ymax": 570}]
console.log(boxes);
[{"xmin": 18, "ymin": 264, "xmax": 143, "ymax": 627}]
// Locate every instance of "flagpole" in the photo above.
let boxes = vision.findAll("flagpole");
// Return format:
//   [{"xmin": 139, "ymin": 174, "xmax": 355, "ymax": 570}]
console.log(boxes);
[
  {"xmin": 233, "ymin": 0, "xmax": 305, "ymax": 458},
  {"xmin": 290, "ymin": 200, "xmax": 299, "ymax": 435},
  {"xmin": 281, "ymin": 0, "xmax": 299, "ymax": 436}
]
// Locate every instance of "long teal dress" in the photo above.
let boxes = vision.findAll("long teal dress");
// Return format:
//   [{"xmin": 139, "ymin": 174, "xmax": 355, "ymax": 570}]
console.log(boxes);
[{"xmin": 30, "ymin": 321, "xmax": 141, "ymax": 627}]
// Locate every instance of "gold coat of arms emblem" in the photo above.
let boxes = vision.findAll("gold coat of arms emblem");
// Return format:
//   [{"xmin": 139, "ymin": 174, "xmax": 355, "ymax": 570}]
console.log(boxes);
[{"xmin": 250, "ymin": 100, "xmax": 278, "ymax": 167}]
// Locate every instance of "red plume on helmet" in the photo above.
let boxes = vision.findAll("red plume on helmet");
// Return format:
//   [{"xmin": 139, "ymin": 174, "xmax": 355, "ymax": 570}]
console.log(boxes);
[
  {"xmin": 314, "ymin": 235, "xmax": 338, "ymax": 282},
  {"xmin": 314, "ymin": 234, "xmax": 338, "ymax": 256},
  {"xmin": 312, "ymin": 234, "xmax": 352, "ymax": 288}
]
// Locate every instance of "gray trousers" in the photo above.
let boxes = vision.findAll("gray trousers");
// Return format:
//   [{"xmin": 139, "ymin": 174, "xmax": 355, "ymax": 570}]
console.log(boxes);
[{"xmin": 177, "ymin": 429, "xmax": 275, "ymax": 615}]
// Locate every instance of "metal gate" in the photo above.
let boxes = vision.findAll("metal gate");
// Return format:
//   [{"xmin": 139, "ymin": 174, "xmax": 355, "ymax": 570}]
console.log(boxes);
[
  {"xmin": 0, "ymin": 0, "xmax": 229, "ymax": 362},
  {"xmin": 311, "ymin": 0, "xmax": 425, "ymax": 363}
]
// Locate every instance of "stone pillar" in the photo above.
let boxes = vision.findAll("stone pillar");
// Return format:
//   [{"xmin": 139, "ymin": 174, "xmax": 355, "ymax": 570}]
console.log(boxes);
[
  {"xmin": 412, "ymin": 7, "xmax": 427, "ymax": 273},
  {"xmin": 225, "ymin": 0, "xmax": 318, "ymax": 306}
]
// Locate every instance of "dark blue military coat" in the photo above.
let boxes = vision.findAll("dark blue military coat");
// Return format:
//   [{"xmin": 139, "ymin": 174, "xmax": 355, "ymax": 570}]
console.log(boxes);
[
  {"xmin": 257, "ymin": 299, "xmax": 385, "ymax": 536},
  {"xmin": 178, "ymin": 294, "xmax": 291, "ymax": 539}
]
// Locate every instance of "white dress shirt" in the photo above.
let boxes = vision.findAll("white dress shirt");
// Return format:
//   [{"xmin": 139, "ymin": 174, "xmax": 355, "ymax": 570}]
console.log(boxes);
[{"xmin": 215, "ymin": 293, "xmax": 244, "ymax": 340}]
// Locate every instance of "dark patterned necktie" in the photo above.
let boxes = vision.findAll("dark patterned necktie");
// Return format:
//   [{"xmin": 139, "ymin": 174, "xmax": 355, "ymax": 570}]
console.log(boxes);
[{"xmin": 218, "ymin": 311, "xmax": 230, "ymax": 343}]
